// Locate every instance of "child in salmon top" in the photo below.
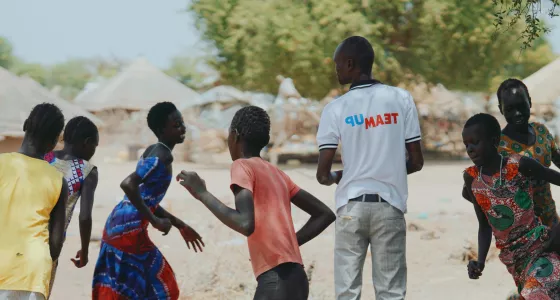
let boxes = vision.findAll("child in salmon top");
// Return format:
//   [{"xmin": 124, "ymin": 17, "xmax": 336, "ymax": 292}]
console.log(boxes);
[{"xmin": 177, "ymin": 105, "xmax": 336, "ymax": 299}]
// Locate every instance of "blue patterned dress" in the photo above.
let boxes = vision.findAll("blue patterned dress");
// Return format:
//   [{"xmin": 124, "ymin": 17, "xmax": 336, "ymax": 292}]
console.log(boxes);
[{"xmin": 92, "ymin": 156, "xmax": 179, "ymax": 300}]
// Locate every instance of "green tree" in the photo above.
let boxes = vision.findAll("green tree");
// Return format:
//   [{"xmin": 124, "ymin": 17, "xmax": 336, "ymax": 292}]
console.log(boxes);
[
  {"xmin": 165, "ymin": 55, "xmax": 207, "ymax": 88},
  {"xmin": 47, "ymin": 59, "xmax": 92, "ymax": 91},
  {"xmin": 411, "ymin": 0, "xmax": 555, "ymax": 91},
  {"xmin": 191, "ymin": 0, "xmax": 376, "ymax": 98},
  {"xmin": 87, "ymin": 57, "xmax": 124, "ymax": 79},
  {"xmin": 190, "ymin": 0, "xmax": 555, "ymax": 98},
  {"xmin": 0, "ymin": 37, "xmax": 14, "ymax": 69},
  {"xmin": 492, "ymin": 0, "xmax": 558, "ymax": 49},
  {"xmin": 45, "ymin": 59, "xmax": 93, "ymax": 100},
  {"xmin": 10, "ymin": 58, "xmax": 49, "ymax": 85}
]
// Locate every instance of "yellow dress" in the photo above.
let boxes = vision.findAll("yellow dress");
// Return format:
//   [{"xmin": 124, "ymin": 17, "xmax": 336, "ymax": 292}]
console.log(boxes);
[{"xmin": 0, "ymin": 153, "xmax": 63, "ymax": 299}]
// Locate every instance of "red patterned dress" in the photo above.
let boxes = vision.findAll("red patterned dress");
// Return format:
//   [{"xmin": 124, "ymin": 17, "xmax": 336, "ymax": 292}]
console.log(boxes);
[
  {"xmin": 465, "ymin": 154, "xmax": 560, "ymax": 299},
  {"xmin": 499, "ymin": 122, "xmax": 560, "ymax": 227}
]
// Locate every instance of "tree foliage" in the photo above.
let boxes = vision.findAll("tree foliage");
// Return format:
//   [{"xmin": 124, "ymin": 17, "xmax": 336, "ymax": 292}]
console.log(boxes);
[
  {"xmin": 492, "ymin": 0, "xmax": 559, "ymax": 49},
  {"xmin": 165, "ymin": 55, "xmax": 208, "ymax": 89},
  {"xmin": 0, "ymin": 37, "xmax": 14, "ymax": 69},
  {"xmin": 10, "ymin": 58, "xmax": 49, "ymax": 85},
  {"xmin": 190, "ymin": 0, "xmax": 556, "ymax": 98}
]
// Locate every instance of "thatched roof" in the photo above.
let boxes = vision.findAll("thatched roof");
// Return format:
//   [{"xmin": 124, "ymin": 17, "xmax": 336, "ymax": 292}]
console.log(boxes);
[
  {"xmin": 0, "ymin": 67, "xmax": 104, "ymax": 138},
  {"xmin": 489, "ymin": 57, "xmax": 560, "ymax": 113},
  {"xmin": 74, "ymin": 57, "xmax": 201, "ymax": 112}
]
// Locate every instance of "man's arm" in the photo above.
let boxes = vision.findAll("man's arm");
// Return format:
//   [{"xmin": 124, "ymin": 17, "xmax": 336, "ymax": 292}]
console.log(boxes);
[
  {"xmin": 49, "ymin": 178, "xmax": 68, "ymax": 261},
  {"xmin": 291, "ymin": 189, "xmax": 336, "ymax": 246},
  {"xmin": 316, "ymin": 148, "xmax": 342, "ymax": 186},
  {"xmin": 405, "ymin": 141, "xmax": 424, "ymax": 174},
  {"xmin": 78, "ymin": 168, "xmax": 97, "ymax": 260},
  {"xmin": 403, "ymin": 92, "xmax": 423, "ymax": 174},
  {"xmin": 197, "ymin": 186, "xmax": 255, "ymax": 237},
  {"xmin": 316, "ymin": 104, "xmax": 341, "ymax": 186}
]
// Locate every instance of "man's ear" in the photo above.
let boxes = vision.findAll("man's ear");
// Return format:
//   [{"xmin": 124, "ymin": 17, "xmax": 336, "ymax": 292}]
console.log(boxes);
[{"xmin": 347, "ymin": 58, "xmax": 354, "ymax": 71}]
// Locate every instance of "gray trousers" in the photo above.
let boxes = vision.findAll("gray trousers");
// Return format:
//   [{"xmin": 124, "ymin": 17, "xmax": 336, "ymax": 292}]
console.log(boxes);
[
  {"xmin": 0, "ymin": 291, "xmax": 45, "ymax": 300},
  {"xmin": 334, "ymin": 201, "xmax": 407, "ymax": 300}
]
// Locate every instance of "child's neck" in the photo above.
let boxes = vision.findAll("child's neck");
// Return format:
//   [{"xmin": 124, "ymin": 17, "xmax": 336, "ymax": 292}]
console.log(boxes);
[
  {"xmin": 58, "ymin": 146, "xmax": 78, "ymax": 160},
  {"xmin": 18, "ymin": 139, "xmax": 44, "ymax": 160},
  {"xmin": 242, "ymin": 151, "xmax": 261, "ymax": 159},
  {"xmin": 480, "ymin": 153, "xmax": 503, "ymax": 175},
  {"xmin": 157, "ymin": 140, "xmax": 175, "ymax": 150}
]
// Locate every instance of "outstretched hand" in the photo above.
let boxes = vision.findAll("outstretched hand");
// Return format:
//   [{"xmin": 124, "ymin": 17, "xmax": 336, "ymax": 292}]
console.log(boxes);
[
  {"xmin": 179, "ymin": 224, "xmax": 205, "ymax": 253},
  {"xmin": 176, "ymin": 171, "xmax": 207, "ymax": 199},
  {"xmin": 467, "ymin": 260, "xmax": 485, "ymax": 279},
  {"xmin": 70, "ymin": 249, "xmax": 88, "ymax": 268}
]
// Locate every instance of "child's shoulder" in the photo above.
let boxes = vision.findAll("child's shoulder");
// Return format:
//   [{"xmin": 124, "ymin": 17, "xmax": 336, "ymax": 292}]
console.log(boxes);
[
  {"xmin": 531, "ymin": 122, "xmax": 552, "ymax": 134},
  {"xmin": 464, "ymin": 165, "xmax": 478, "ymax": 180},
  {"xmin": 142, "ymin": 144, "xmax": 173, "ymax": 165},
  {"xmin": 231, "ymin": 157, "xmax": 269, "ymax": 170}
]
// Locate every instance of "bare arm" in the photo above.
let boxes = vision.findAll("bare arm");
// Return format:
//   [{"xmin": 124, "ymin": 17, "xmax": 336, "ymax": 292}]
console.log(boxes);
[
  {"xmin": 197, "ymin": 186, "xmax": 255, "ymax": 237},
  {"xmin": 78, "ymin": 167, "xmax": 97, "ymax": 257},
  {"xmin": 316, "ymin": 148, "xmax": 342, "ymax": 186},
  {"xmin": 464, "ymin": 172, "xmax": 492, "ymax": 266},
  {"xmin": 154, "ymin": 206, "xmax": 184, "ymax": 228},
  {"xmin": 405, "ymin": 141, "xmax": 424, "ymax": 174},
  {"xmin": 49, "ymin": 178, "xmax": 68, "ymax": 261},
  {"xmin": 462, "ymin": 184, "xmax": 472, "ymax": 202},
  {"xmin": 291, "ymin": 189, "xmax": 336, "ymax": 246},
  {"xmin": 519, "ymin": 156, "xmax": 560, "ymax": 186},
  {"xmin": 120, "ymin": 173, "xmax": 159, "ymax": 224}
]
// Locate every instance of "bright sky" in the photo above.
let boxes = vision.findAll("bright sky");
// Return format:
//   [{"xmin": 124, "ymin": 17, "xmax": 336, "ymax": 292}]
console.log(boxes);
[{"xmin": 0, "ymin": 0, "xmax": 559, "ymax": 68}]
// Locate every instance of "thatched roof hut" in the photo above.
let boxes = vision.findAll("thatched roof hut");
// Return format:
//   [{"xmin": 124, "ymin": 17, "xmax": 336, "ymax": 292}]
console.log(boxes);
[
  {"xmin": 0, "ymin": 67, "xmax": 103, "ymax": 152},
  {"xmin": 74, "ymin": 57, "xmax": 201, "ymax": 112}
]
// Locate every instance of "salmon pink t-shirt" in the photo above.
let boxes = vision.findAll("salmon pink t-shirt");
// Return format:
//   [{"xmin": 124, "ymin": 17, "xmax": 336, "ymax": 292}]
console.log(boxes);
[{"xmin": 230, "ymin": 157, "xmax": 303, "ymax": 278}]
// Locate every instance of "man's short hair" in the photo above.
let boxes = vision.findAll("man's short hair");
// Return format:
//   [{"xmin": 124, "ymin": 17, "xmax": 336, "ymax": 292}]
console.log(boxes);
[{"xmin": 340, "ymin": 36, "xmax": 375, "ymax": 76}]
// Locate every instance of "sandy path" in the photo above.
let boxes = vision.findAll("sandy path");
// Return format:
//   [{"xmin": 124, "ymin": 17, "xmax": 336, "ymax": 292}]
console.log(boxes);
[{"xmin": 49, "ymin": 159, "xmax": 548, "ymax": 299}]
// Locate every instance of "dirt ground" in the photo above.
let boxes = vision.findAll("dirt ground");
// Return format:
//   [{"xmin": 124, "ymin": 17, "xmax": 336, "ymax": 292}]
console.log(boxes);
[{"xmin": 49, "ymin": 152, "xmax": 545, "ymax": 300}]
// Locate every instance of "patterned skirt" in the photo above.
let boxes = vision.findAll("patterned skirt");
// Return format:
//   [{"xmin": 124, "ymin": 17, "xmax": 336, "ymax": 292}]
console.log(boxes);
[
  {"xmin": 92, "ymin": 241, "xmax": 179, "ymax": 300},
  {"xmin": 515, "ymin": 252, "xmax": 560, "ymax": 299}
]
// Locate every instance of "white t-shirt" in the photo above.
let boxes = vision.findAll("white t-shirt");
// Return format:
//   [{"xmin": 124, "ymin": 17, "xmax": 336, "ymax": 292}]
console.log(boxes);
[{"xmin": 316, "ymin": 81, "xmax": 421, "ymax": 213}]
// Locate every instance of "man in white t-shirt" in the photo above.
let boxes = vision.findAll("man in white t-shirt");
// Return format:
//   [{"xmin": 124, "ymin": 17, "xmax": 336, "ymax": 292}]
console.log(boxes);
[{"xmin": 316, "ymin": 36, "xmax": 424, "ymax": 300}]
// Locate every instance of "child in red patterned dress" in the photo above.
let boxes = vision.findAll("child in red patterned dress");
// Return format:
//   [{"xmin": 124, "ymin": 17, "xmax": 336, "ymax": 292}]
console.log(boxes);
[{"xmin": 462, "ymin": 113, "xmax": 560, "ymax": 299}]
